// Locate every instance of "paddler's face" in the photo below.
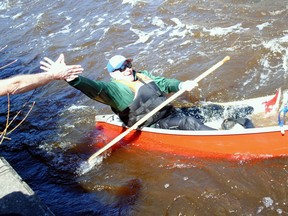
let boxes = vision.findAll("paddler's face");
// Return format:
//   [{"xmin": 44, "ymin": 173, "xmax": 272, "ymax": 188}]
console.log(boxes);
[{"xmin": 110, "ymin": 61, "xmax": 134, "ymax": 82}]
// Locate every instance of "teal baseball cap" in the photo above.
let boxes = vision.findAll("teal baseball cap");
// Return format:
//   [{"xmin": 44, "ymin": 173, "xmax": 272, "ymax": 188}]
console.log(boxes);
[{"xmin": 106, "ymin": 55, "xmax": 132, "ymax": 73}]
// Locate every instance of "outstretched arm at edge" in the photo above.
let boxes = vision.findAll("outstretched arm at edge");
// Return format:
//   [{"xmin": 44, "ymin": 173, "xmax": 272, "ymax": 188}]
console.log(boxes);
[{"xmin": 0, "ymin": 54, "xmax": 83, "ymax": 96}]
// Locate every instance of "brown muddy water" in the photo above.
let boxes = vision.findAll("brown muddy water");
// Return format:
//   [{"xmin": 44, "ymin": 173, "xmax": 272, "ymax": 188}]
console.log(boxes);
[{"xmin": 0, "ymin": 0, "xmax": 288, "ymax": 215}]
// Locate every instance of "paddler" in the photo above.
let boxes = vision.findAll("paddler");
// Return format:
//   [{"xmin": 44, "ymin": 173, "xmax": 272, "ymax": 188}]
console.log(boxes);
[{"xmin": 41, "ymin": 54, "xmax": 215, "ymax": 130}]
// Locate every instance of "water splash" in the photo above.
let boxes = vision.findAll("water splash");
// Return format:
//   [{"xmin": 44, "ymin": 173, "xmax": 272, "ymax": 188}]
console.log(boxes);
[
  {"xmin": 256, "ymin": 22, "xmax": 271, "ymax": 31},
  {"xmin": 122, "ymin": 0, "xmax": 147, "ymax": 6},
  {"xmin": 262, "ymin": 34, "xmax": 288, "ymax": 73},
  {"xmin": 203, "ymin": 23, "xmax": 248, "ymax": 37},
  {"xmin": 76, "ymin": 156, "xmax": 104, "ymax": 175},
  {"xmin": 0, "ymin": 0, "xmax": 9, "ymax": 10},
  {"xmin": 262, "ymin": 197, "xmax": 274, "ymax": 208}
]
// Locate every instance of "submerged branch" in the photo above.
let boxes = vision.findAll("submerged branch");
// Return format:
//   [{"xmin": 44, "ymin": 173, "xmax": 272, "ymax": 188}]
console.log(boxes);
[
  {"xmin": 7, "ymin": 101, "xmax": 35, "ymax": 135},
  {"xmin": 0, "ymin": 45, "xmax": 7, "ymax": 52},
  {"xmin": 0, "ymin": 45, "xmax": 18, "ymax": 70},
  {"xmin": 0, "ymin": 59, "xmax": 18, "ymax": 70},
  {"xmin": 0, "ymin": 94, "xmax": 35, "ymax": 145},
  {"xmin": 0, "ymin": 94, "xmax": 10, "ymax": 144}
]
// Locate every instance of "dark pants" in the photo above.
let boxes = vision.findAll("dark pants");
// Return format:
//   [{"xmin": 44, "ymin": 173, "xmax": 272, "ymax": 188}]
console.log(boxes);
[
  {"xmin": 152, "ymin": 104, "xmax": 254, "ymax": 131},
  {"xmin": 154, "ymin": 108, "xmax": 216, "ymax": 131},
  {"xmin": 155, "ymin": 115, "xmax": 216, "ymax": 130}
]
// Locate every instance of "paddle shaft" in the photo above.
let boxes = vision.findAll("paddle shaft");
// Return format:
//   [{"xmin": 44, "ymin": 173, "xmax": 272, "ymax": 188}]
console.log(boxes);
[{"xmin": 87, "ymin": 56, "xmax": 230, "ymax": 163}]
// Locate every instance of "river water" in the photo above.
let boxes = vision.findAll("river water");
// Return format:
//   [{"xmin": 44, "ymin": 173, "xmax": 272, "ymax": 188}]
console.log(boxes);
[{"xmin": 1, "ymin": 0, "xmax": 288, "ymax": 215}]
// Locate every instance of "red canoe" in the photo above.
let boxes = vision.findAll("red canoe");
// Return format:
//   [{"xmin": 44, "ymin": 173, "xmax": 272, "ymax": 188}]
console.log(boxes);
[{"xmin": 94, "ymin": 89, "xmax": 288, "ymax": 160}]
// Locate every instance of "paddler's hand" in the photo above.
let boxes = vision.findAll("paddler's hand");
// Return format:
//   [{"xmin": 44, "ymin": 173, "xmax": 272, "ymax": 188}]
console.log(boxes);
[
  {"xmin": 179, "ymin": 80, "xmax": 198, "ymax": 91},
  {"xmin": 40, "ymin": 53, "xmax": 83, "ymax": 81}
]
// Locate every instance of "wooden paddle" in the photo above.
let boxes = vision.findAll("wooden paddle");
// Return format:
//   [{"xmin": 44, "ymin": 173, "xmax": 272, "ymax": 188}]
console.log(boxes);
[{"xmin": 88, "ymin": 56, "xmax": 230, "ymax": 164}]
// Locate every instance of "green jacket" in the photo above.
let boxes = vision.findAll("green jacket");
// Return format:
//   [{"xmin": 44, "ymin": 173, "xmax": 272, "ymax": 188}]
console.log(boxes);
[{"xmin": 68, "ymin": 70, "xmax": 181, "ymax": 112}]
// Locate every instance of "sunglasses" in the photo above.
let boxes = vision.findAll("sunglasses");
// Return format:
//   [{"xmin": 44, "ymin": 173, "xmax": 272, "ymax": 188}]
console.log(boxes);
[{"xmin": 115, "ymin": 61, "xmax": 132, "ymax": 72}]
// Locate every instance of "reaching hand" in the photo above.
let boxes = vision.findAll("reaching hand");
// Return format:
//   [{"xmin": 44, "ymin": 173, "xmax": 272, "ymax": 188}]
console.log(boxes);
[
  {"xmin": 179, "ymin": 80, "xmax": 198, "ymax": 91},
  {"xmin": 40, "ymin": 54, "xmax": 83, "ymax": 81}
]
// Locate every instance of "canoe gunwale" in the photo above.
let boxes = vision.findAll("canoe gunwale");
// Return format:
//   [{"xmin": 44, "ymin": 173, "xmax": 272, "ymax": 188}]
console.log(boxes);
[{"xmin": 95, "ymin": 114, "xmax": 288, "ymax": 136}]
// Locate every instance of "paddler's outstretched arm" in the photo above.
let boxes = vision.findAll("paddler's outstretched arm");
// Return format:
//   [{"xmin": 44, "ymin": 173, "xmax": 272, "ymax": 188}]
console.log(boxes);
[{"xmin": 0, "ymin": 54, "xmax": 83, "ymax": 96}]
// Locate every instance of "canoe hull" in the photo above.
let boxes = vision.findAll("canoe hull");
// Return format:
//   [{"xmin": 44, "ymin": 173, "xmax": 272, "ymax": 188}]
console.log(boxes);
[
  {"xmin": 94, "ymin": 89, "xmax": 288, "ymax": 160},
  {"xmin": 95, "ymin": 115, "xmax": 288, "ymax": 160}
]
